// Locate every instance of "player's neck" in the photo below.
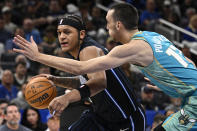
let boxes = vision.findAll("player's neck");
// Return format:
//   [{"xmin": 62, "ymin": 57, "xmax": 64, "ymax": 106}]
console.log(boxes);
[
  {"xmin": 68, "ymin": 45, "xmax": 80, "ymax": 59},
  {"xmin": 120, "ymin": 29, "xmax": 139, "ymax": 44}
]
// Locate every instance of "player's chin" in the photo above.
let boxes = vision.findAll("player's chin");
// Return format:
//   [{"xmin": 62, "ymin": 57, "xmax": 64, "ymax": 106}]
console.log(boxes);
[{"xmin": 61, "ymin": 47, "xmax": 70, "ymax": 52}]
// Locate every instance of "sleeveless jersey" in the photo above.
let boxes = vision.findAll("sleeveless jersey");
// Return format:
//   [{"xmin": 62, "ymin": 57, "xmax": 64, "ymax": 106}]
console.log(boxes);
[
  {"xmin": 132, "ymin": 31, "xmax": 197, "ymax": 98},
  {"xmin": 68, "ymin": 36, "xmax": 145, "ymax": 123}
]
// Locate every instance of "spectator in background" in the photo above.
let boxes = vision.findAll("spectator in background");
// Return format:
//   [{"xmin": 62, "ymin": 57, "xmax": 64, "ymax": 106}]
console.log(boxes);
[
  {"xmin": 167, "ymin": 12, "xmax": 180, "ymax": 26},
  {"xmin": 23, "ymin": 18, "xmax": 43, "ymax": 46},
  {"xmin": 91, "ymin": 6, "xmax": 106, "ymax": 31},
  {"xmin": 161, "ymin": 0, "xmax": 172, "ymax": 20},
  {"xmin": 0, "ymin": 103, "xmax": 32, "ymax": 131},
  {"xmin": 25, "ymin": 0, "xmax": 48, "ymax": 19},
  {"xmin": 47, "ymin": 0, "xmax": 65, "ymax": 17},
  {"xmin": 165, "ymin": 97, "xmax": 181, "ymax": 113},
  {"xmin": 181, "ymin": 8, "xmax": 196, "ymax": 28},
  {"xmin": 38, "ymin": 65, "xmax": 51, "ymax": 74},
  {"xmin": 45, "ymin": 115, "xmax": 60, "ymax": 131},
  {"xmin": 21, "ymin": 107, "xmax": 47, "ymax": 131},
  {"xmin": 11, "ymin": 82, "xmax": 29, "ymax": 110},
  {"xmin": 180, "ymin": 0, "xmax": 197, "ymax": 17},
  {"xmin": 15, "ymin": 54, "xmax": 31, "ymax": 70},
  {"xmin": 4, "ymin": 0, "xmax": 23, "ymax": 26},
  {"xmin": 0, "ymin": 99, "xmax": 9, "ymax": 126},
  {"xmin": 183, "ymin": 14, "xmax": 197, "ymax": 42},
  {"xmin": 5, "ymin": 27, "xmax": 25, "ymax": 53},
  {"xmin": 0, "ymin": 67, "xmax": 3, "ymax": 83},
  {"xmin": 0, "ymin": 16, "xmax": 12, "ymax": 45},
  {"xmin": 59, "ymin": 0, "xmax": 69, "ymax": 12},
  {"xmin": 78, "ymin": 2, "xmax": 92, "ymax": 22},
  {"xmin": 161, "ymin": 0, "xmax": 181, "ymax": 23},
  {"xmin": 165, "ymin": 109, "xmax": 176, "ymax": 117},
  {"xmin": 0, "ymin": 70, "xmax": 18, "ymax": 100},
  {"xmin": 22, "ymin": 18, "xmax": 44, "ymax": 75},
  {"xmin": 13, "ymin": 61, "xmax": 28, "ymax": 90},
  {"xmin": 1, "ymin": 6, "xmax": 17, "ymax": 34},
  {"xmin": 140, "ymin": 86, "xmax": 158, "ymax": 111},
  {"xmin": 140, "ymin": 0, "xmax": 160, "ymax": 30},
  {"xmin": 42, "ymin": 25, "xmax": 58, "ymax": 54},
  {"xmin": 151, "ymin": 114, "xmax": 166, "ymax": 131}
]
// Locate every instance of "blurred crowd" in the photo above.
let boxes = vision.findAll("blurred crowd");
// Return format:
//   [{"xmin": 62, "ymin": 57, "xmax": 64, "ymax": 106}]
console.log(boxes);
[{"xmin": 0, "ymin": 0, "xmax": 197, "ymax": 131}]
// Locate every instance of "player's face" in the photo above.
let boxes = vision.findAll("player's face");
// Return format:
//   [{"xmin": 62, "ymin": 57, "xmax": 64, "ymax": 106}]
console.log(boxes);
[
  {"xmin": 106, "ymin": 10, "xmax": 119, "ymax": 42},
  {"xmin": 57, "ymin": 25, "xmax": 80, "ymax": 53}
]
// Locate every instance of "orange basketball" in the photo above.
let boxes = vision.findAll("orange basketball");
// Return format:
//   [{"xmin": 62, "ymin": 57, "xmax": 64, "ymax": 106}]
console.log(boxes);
[{"xmin": 25, "ymin": 77, "xmax": 57, "ymax": 109}]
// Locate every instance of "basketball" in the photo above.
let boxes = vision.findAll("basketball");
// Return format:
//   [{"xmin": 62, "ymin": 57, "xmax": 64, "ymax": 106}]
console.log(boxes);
[{"xmin": 25, "ymin": 77, "xmax": 57, "ymax": 109}]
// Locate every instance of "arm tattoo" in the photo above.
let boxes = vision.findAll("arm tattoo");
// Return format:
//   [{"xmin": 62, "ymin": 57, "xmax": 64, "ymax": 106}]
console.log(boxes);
[{"xmin": 55, "ymin": 76, "xmax": 81, "ymax": 89}]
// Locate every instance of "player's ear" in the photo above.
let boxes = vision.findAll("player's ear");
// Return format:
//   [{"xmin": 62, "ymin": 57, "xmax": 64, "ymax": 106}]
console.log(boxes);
[
  {"xmin": 116, "ymin": 21, "xmax": 121, "ymax": 30},
  {"xmin": 79, "ymin": 30, "xmax": 86, "ymax": 40}
]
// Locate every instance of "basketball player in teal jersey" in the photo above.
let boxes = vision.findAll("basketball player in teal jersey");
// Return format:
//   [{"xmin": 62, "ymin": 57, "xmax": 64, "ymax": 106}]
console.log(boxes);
[{"xmin": 13, "ymin": 3, "xmax": 197, "ymax": 131}]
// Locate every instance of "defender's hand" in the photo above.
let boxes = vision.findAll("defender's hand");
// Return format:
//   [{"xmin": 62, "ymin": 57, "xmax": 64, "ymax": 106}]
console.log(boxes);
[{"xmin": 13, "ymin": 35, "xmax": 40, "ymax": 61}]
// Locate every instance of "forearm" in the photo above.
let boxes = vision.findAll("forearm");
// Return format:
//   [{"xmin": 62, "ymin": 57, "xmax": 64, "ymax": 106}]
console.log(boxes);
[
  {"xmin": 66, "ymin": 89, "xmax": 81, "ymax": 103},
  {"xmin": 36, "ymin": 53, "xmax": 85, "ymax": 75},
  {"xmin": 54, "ymin": 76, "xmax": 81, "ymax": 89},
  {"xmin": 63, "ymin": 78, "xmax": 106, "ymax": 104},
  {"xmin": 36, "ymin": 53, "xmax": 116, "ymax": 75}
]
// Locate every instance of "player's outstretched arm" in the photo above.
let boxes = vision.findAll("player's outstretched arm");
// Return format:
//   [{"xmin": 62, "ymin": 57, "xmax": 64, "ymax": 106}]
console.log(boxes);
[{"xmin": 13, "ymin": 35, "xmax": 147, "ymax": 75}]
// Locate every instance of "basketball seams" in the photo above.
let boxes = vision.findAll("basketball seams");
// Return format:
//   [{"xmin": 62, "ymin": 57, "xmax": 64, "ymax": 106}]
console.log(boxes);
[
  {"xmin": 26, "ymin": 80, "xmax": 54, "ymax": 87},
  {"xmin": 25, "ymin": 85, "xmax": 55, "ymax": 100},
  {"xmin": 34, "ymin": 86, "xmax": 56, "ymax": 109},
  {"xmin": 25, "ymin": 77, "xmax": 56, "ymax": 109}
]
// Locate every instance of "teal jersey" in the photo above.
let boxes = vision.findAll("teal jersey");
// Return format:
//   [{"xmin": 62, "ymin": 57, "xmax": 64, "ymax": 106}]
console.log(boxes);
[{"xmin": 132, "ymin": 31, "xmax": 197, "ymax": 98}]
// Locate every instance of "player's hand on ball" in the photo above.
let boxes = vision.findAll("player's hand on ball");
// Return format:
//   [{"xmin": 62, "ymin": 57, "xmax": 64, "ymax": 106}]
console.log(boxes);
[
  {"xmin": 48, "ymin": 94, "xmax": 69, "ymax": 117},
  {"xmin": 31, "ymin": 74, "xmax": 56, "ymax": 83}
]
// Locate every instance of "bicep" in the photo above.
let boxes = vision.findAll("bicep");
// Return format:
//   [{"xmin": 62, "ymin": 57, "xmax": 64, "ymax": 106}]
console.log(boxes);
[
  {"xmin": 80, "ymin": 47, "xmax": 106, "ymax": 81},
  {"xmin": 81, "ymin": 42, "xmax": 144, "ymax": 73},
  {"xmin": 95, "ymin": 44, "xmax": 138, "ymax": 68},
  {"xmin": 80, "ymin": 47, "xmax": 107, "ymax": 95}
]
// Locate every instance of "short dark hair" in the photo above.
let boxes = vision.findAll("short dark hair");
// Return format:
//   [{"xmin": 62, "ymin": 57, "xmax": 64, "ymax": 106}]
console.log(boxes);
[
  {"xmin": 0, "ymin": 99, "xmax": 9, "ymax": 105},
  {"xmin": 4, "ymin": 103, "xmax": 20, "ymax": 115},
  {"xmin": 15, "ymin": 61, "xmax": 26, "ymax": 68},
  {"xmin": 110, "ymin": 3, "xmax": 139, "ymax": 30}
]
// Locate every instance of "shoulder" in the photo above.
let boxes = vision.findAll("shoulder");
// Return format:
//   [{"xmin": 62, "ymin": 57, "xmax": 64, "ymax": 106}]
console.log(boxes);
[
  {"xmin": 81, "ymin": 46, "xmax": 102, "ymax": 53},
  {"xmin": 19, "ymin": 125, "xmax": 32, "ymax": 131},
  {"xmin": 79, "ymin": 46, "xmax": 104, "ymax": 60},
  {"xmin": 84, "ymin": 36, "xmax": 99, "ymax": 44},
  {"xmin": 0, "ymin": 125, "xmax": 7, "ymax": 130},
  {"xmin": 125, "ymin": 39, "xmax": 150, "ymax": 51},
  {"xmin": 11, "ymin": 85, "xmax": 18, "ymax": 91},
  {"xmin": 0, "ymin": 85, "xmax": 5, "ymax": 90},
  {"xmin": 32, "ymin": 29, "xmax": 40, "ymax": 35}
]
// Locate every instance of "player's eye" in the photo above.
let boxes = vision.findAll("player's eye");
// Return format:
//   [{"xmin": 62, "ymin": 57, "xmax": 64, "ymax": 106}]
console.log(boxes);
[
  {"xmin": 63, "ymin": 30, "xmax": 71, "ymax": 34},
  {"xmin": 57, "ymin": 32, "xmax": 61, "ymax": 35}
]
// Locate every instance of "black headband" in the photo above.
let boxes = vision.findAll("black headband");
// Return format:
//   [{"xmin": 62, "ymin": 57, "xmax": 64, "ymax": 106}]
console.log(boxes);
[{"xmin": 58, "ymin": 18, "xmax": 84, "ymax": 31}]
